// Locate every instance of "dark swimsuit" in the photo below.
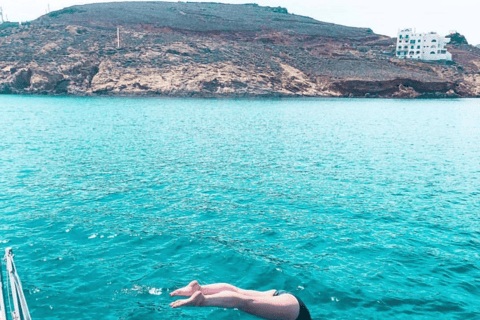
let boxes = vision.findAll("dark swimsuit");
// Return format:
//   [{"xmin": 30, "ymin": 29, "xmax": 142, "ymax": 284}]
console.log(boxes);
[{"xmin": 273, "ymin": 290, "xmax": 312, "ymax": 320}]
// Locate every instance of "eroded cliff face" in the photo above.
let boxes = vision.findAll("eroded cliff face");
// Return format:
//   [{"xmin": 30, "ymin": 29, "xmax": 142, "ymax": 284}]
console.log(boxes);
[
  {"xmin": 1, "ymin": 2, "xmax": 480, "ymax": 98},
  {"xmin": 86, "ymin": 57, "xmax": 341, "ymax": 97}
]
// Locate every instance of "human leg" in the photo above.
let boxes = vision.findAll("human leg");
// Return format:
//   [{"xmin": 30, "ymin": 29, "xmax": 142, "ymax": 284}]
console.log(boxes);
[
  {"xmin": 170, "ymin": 280, "xmax": 276, "ymax": 297},
  {"xmin": 170, "ymin": 290, "xmax": 300, "ymax": 320},
  {"xmin": 201, "ymin": 283, "xmax": 276, "ymax": 297}
]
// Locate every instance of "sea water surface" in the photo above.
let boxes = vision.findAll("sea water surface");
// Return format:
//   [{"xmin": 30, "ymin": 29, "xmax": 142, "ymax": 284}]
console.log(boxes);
[{"xmin": 0, "ymin": 96, "xmax": 479, "ymax": 320}]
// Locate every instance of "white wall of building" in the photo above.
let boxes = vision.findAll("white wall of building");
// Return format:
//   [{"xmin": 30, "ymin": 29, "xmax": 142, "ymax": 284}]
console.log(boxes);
[{"xmin": 396, "ymin": 28, "xmax": 452, "ymax": 61}]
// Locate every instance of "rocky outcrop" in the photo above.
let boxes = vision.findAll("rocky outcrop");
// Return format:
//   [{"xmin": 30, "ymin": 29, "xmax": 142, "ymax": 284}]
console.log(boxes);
[
  {"xmin": 331, "ymin": 78, "xmax": 457, "ymax": 97},
  {"xmin": 86, "ymin": 60, "xmax": 338, "ymax": 97},
  {"xmin": 0, "ymin": 2, "xmax": 479, "ymax": 98},
  {"xmin": 456, "ymin": 74, "xmax": 480, "ymax": 97},
  {"xmin": 391, "ymin": 84, "xmax": 420, "ymax": 99},
  {"xmin": 5, "ymin": 68, "xmax": 72, "ymax": 94},
  {"xmin": 30, "ymin": 71, "xmax": 69, "ymax": 93},
  {"xmin": 11, "ymin": 69, "xmax": 33, "ymax": 90}
]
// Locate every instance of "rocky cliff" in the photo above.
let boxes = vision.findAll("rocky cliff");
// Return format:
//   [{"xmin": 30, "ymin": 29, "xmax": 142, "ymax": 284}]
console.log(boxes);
[{"xmin": 1, "ymin": 2, "xmax": 479, "ymax": 98}]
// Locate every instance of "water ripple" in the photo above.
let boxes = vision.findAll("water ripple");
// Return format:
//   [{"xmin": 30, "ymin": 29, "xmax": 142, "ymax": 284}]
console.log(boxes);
[{"xmin": 1, "ymin": 97, "xmax": 479, "ymax": 319}]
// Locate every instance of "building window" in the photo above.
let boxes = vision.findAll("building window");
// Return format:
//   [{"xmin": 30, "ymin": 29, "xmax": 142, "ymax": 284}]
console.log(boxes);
[
  {"xmin": 398, "ymin": 46, "xmax": 402, "ymax": 49},
  {"xmin": 430, "ymin": 51, "xmax": 436, "ymax": 54},
  {"xmin": 416, "ymin": 51, "xmax": 420, "ymax": 54},
  {"xmin": 418, "ymin": 39, "xmax": 421, "ymax": 42},
  {"xmin": 432, "ymin": 39, "xmax": 437, "ymax": 43},
  {"xmin": 399, "ymin": 35, "xmax": 403, "ymax": 39},
  {"xmin": 404, "ymin": 46, "xmax": 408, "ymax": 49},
  {"xmin": 411, "ymin": 46, "xmax": 414, "ymax": 49},
  {"xmin": 441, "ymin": 50, "xmax": 447, "ymax": 54},
  {"xmin": 417, "ymin": 46, "xmax": 420, "ymax": 49},
  {"xmin": 406, "ymin": 35, "xmax": 409, "ymax": 39},
  {"xmin": 410, "ymin": 40, "xmax": 415, "ymax": 44}
]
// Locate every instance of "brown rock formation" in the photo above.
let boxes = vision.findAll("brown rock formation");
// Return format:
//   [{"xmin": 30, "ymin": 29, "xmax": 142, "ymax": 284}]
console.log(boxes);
[{"xmin": 0, "ymin": 2, "xmax": 479, "ymax": 98}]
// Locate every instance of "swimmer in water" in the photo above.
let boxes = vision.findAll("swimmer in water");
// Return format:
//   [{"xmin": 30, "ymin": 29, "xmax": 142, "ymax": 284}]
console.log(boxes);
[{"xmin": 170, "ymin": 280, "xmax": 312, "ymax": 320}]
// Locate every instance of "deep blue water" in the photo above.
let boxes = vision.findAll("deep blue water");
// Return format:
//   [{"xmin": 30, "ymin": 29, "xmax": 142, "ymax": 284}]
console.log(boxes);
[{"xmin": 0, "ymin": 96, "xmax": 479, "ymax": 320}]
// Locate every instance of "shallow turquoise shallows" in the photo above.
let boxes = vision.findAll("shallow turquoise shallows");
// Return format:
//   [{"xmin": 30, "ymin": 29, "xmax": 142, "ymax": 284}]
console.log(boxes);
[{"xmin": 1, "ymin": 96, "xmax": 479, "ymax": 320}]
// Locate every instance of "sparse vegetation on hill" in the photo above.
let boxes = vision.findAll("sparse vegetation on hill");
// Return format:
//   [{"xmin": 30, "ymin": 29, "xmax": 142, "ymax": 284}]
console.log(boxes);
[
  {"xmin": 446, "ymin": 32, "xmax": 469, "ymax": 46},
  {"xmin": 35, "ymin": 2, "xmax": 372, "ymax": 38},
  {"xmin": 48, "ymin": 7, "xmax": 86, "ymax": 18},
  {"xmin": 0, "ymin": 1, "xmax": 479, "ymax": 98},
  {"xmin": 0, "ymin": 22, "xmax": 20, "ymax": 31}
]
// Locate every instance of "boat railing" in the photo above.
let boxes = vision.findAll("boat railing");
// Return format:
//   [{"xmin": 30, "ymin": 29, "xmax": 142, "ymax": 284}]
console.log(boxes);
[
  {"xmin": 0, "ymin": 249, "xmax": 6, "ymax": 320},
  {"xmin": 0, "ymin": 248, "xmax": 31, "ymax": 320}
]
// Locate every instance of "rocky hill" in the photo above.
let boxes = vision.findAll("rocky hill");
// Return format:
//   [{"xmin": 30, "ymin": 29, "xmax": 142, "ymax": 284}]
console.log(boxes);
[{"xmin": 1, "ymin": 1, "xmax": 479, "ymax": 98}]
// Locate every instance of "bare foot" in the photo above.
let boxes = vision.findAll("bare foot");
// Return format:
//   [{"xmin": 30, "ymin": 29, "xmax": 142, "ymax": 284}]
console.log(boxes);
[
  {"xmin": 170, "ymin": 291, "xmax": 205, "ymax": 308},
  {"xmin": 170, "ymin": 280, "xmax": 201, "ymax": 297}
]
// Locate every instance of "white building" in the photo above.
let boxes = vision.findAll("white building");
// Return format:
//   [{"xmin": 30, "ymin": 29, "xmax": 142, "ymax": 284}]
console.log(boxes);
[{"xmin": 396, "ymin": 28, "xmax": 452, "ymax": 61}]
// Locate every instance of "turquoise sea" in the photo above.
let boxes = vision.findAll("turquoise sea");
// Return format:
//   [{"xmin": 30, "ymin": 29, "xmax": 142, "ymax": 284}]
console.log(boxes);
[{"xmin": 0, "ymin": 96, "xmax": 479, "ymax": 320}]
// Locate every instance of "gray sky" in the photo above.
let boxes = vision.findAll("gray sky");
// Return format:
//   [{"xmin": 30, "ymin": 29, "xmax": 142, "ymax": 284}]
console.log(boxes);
[{"xmin": 2, "ymin": 0, "xmax": 479, "ymax": 44}]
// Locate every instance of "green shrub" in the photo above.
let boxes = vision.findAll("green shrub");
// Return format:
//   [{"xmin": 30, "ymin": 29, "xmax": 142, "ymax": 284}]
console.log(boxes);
[
  {"xmin": 0, "ymin": 22, "xmax": 20, "ymax": 30},
  {"xmin": 446, "ymin": 32, "xmax": 468, "ymax": 45},
  {"xmin": 272, "ymin": 7, "xmax": 288, "ymax": 14},
  {"xmin": 48, "ymin": 7, "xmax": 86, "ymax": 18}
]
